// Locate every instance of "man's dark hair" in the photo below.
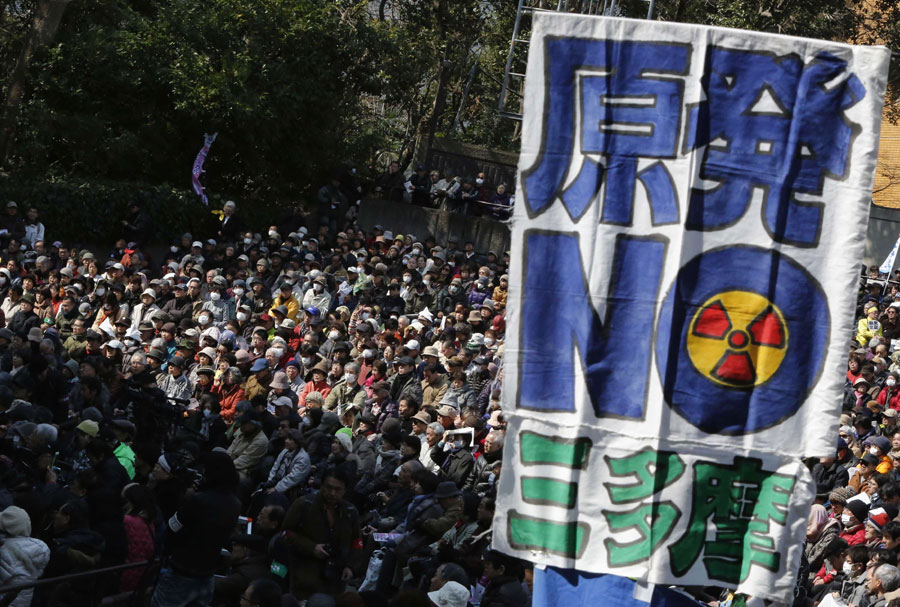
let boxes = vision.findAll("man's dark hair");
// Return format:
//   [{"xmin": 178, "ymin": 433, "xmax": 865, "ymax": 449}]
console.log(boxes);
[
  {"xmin": 322, "ymin": 466, "xmax": 350, "ymax": 488},
  {"xmin": 85, "ymin": 438, "xmax": 113, "ymax": 460},
  {"xmin": 848, "ymin": 544, "xmax": 870, "ymax": 565},
  {"xmin": 885, "ymin": 521, "xmax": 900, "ymax": 542},
  {"xmin": 873, "ymin": 548, "xmax": 898, "ymax": 567},
  {"xmin": 423, "ymin": 364, "xmax": 441, "ymax": 375},
  {"xmin": 262, "ymin": 505, "xmax": 285, "ymax": 527},
  {"xmin": 873, "ymin": 473, "xmax": 892, "ymax": 489},
  {"xmin": 402, "ymin": 434, "xmax": 421, "ymax": 453},
  {"xmin": 201, "ymin": 451, "xmax": 239, "ymax": 492},
  {"xmin": 412, "ymin": 469, "xmax": 440, "ymax": 494},
  {"xmin": 484, "ymin": 549, "xmax": 524, "ymax": 580},
  {"xmin": 398, "ymin": 397, "xmax": 418, "ymax": 413},
  {"xmin": 247, "ymin": 579, "xmax": 282, "ymax": 607},
  {"xmin": 81, "ymin": 375, "xmax": 102, "ymax": 394},
  {"xmin": 883, "ymin": 483, "xmax": 900, "ymax": 502},
  {"xmin": 437, "ymin": 562, "xmax": 469, "ymax": 588}
]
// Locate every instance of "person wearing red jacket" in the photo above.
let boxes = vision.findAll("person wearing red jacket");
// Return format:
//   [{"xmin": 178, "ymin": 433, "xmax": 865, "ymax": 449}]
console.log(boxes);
[
  {"xmin": 877, "ymin": 371, "xmax": 900, "ymax": 410},
  {"xmin": 839, "ymin": 500, "xmax": 869, "ymax": 546}
]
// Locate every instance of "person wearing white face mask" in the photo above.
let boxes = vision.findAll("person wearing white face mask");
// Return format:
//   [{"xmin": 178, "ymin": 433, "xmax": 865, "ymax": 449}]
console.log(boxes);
[
  {"xmin": 838, "ymin": 500, "xmax": 869, "ymax": 547},
  {"xmin": 877, "ymin": 371, "xmax": 900, "ymax": 411},
  {"xmin": 835, "ymin": 545, "xmax": 870, "ymax": 605},
  {"xmin": 323, "ymin": 362, "xmax": 366, "ymax": 412},
  {"xmin": 200, "ymin": 275, "xmax": 231, "ymax": 326},
  {"xmin": 302, "ymin": 275, "xmax": 331, "ymax": 312}
]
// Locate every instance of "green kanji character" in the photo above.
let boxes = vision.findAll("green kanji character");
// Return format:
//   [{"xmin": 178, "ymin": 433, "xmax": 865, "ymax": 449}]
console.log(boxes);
[
  {"xmin": 603, "ymin": 448, "xmax": 685, "ymax": 504},
  {"xmin": 601, "ymin": 448, "xmax": 686, "ymax": 567},
  {"xmin": 668, "ymin": 456, "xmax": 795, "ymax": 584},
  {"xmin": 604, "ymin": 502, "xmax": 681, "ymax": 566}
]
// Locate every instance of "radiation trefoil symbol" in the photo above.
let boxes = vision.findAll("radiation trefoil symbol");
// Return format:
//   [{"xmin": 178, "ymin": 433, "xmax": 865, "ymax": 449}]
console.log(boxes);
[
  {"xmin": 687, "ymin": 291, "xmax": 788, "ymax": 388},
  {"xmin": 655, "ymin": 246, "xmax": 829, "ymax": 435}
]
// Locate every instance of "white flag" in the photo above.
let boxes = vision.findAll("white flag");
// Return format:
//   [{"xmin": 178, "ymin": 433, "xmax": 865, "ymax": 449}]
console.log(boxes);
[{"xmin": 880, "ymin": 234, "xmax": 900, "ymax": 275}]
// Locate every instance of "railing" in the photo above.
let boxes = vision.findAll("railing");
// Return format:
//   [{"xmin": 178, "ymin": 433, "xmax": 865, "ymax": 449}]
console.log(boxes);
[{"xmin": 0, "ymin": 560, "xmax": 155, "ymax": 607}]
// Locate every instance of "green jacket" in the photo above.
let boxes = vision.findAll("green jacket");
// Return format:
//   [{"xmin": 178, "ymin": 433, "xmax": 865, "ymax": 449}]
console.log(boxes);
[
  {"xmin": 114, "ymin": 442, "xmax": 135, "ymax": 480},
  {"xmin": 323, "ymin": 380, "xmax": 367, "ymax": 412}
]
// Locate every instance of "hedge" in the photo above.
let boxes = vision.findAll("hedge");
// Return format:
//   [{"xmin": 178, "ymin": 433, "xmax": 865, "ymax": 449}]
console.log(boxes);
[{"xmin": 0, "ymin": 177, "xmax": 287, "ymax": 246}]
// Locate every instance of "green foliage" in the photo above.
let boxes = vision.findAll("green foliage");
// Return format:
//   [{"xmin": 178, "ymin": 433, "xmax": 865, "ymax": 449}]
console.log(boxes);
[
  {"xmin": 0, "ymin": 175, "xmax": 227, "ymax": 243},
  {"xmin": 6, "ymin": 0, "xmax": 393, "ymax": 201},
  {"xmin": 0, "ymin": 0, "xmax": 897, "ymax": 215}
]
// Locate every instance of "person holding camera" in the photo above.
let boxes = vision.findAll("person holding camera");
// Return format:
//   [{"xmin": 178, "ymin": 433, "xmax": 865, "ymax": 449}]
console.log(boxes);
[{"xmin": 281, "ymin": 467, "xmax": 361, "ymax": 599}]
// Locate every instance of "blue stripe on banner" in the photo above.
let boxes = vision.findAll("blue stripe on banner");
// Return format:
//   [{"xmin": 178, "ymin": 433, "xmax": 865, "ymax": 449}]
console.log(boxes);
[{"xmin": 533, "ymin": 567, "xmax": 705, "ymax": 607}]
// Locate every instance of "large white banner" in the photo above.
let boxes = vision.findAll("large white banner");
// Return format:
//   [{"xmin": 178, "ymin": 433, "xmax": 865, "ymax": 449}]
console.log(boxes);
[{"xmin": 495, "ymin": 13, "xmax": 890, "ymax": 603}]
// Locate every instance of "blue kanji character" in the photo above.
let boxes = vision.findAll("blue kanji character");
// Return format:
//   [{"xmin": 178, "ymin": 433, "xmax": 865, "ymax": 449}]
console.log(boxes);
[
  {"xmin": 522, "ymin": 39, "xmax": 688, "ymax": 223},
  {"xmin": 686, "ymin": 48, "xmax": 866, "ymax": 247}
]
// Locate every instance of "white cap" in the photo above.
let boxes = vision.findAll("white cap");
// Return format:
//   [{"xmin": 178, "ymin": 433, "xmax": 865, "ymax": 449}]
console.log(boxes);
[
  {"xmin": 406, "ymin": 340, "xmax": 420, "ymax": 351},
  {"xmin": 191, "ymin": 241, "xmax": 202, "ymax": 248},
  {"xmin": 428, "ymin": 582, "xmax": 470, "ymax": 607},
  {"xmin": 141, "ymin": 288, "xmax": 156, "ymax": 299}
]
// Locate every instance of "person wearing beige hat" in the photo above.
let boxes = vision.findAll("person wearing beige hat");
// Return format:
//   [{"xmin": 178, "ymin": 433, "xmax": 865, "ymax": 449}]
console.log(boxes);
[
  {"xmin": 129, "ymin": 287, "xmax": 160, "ymax": 330},
  {"xmin": 0, "ymin": 505, "xmax": 50, "ymax": 607},
  {"xmin": 267, "ymin": 371, "xmax": 299, "ymax": 410}
]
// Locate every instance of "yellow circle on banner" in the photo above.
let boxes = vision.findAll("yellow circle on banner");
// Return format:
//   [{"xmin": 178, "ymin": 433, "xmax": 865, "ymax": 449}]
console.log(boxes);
[{"xmin": 686, "ymin": 290, "xmax": 788, "ymax": 388}]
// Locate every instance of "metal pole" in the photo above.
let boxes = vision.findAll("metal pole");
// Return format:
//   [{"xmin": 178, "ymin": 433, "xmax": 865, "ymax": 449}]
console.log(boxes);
[
  {"xmin": 452, "ymin": 51, "xmax": 481, "ymax": 133},
  {"xmin": 647, "ymin": 0, "xmax": 655, "ymax": 19},
  {"xmin": 499, "ymin": 0, "xmax": 527, "ymax": 113}
]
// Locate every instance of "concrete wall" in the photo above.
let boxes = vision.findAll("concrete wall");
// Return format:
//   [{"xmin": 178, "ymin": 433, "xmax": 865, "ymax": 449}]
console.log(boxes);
[
  {"xmin": 865, "ymin": 204, "xmax": 900, "ymax": 269},
  {"xmin": 358, "ymin": 198, "xmax": 511, "ymax": 255}
]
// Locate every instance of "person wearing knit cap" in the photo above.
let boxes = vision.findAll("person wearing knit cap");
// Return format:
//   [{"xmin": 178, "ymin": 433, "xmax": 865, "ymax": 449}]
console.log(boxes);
[
  {"xmin": 829, "ymin": 486, "xmax": 857, "ymax": 519},
  {"xmin": 840, "ymin": 498, "xmax": 870, "ymax": 546},
  {"xmin": 869, "ymin": 435, "xmax": 893, "ymax": 474},
  {"xmin": 0, "ymin": 506, "xmax": 50, "ymax": 607},
  {"xmin": 866, "ymin": 507, "xmax": 892, "ymax": 546}
]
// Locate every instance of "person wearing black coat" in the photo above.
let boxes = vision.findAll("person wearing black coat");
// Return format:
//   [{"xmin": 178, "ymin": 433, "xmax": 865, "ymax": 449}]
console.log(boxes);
[
  {"xmin": 7, "ymin": 294, "xmax": 39, "ymax": 338},
  {"xmin": 812, "ymin": 453, "xmax": 850, "ymax": 493},
  {"xmin": 430, "ymin": 441, "xmax": 475, "ymax": 489},
  {"xmin": 150, "ymin": 452, "xmax": 242, "ymax": 607},
  {"xmin": 218, "ymin": 201, "xmax": 246, "ymax": 243},
  {"xmin": 481, "ymin": 550, "xmax": 531, "ymax": 607},
  {"xmin": 85, "ymin": 439, "xmax": 130, "ymax": 494},
  {"xmin": 464, "ymin": 439, "xmax": 502, "ymax": 496}
]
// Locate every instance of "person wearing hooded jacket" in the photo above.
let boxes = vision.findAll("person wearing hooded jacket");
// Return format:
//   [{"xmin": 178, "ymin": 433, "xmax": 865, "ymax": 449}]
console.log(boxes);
[
  {"xmin": 265, "ymin": 429, "xmax": 311, "ymax": 498},
  {"xmin": 0, "ymin": 506, "xmax": 50, "ymax": 607}
]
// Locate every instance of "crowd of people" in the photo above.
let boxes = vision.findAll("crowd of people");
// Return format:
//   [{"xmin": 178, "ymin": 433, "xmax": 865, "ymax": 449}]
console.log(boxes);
[
  {"xmin": 370, "ymin": 163, "xmax": 512, "ymax": 220},
  {"xmin": 2, "ymin": 164, "xmax": 900, "ymax": 607},
  {"xmin": 0, "ymin": 188, "xmax": 519, "ymax": 607}
]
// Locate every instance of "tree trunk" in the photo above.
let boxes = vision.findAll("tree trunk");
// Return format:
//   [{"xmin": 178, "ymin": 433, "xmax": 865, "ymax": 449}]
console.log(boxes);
[{"xmin": 0, "ymin": 0, "xmax": 72, "ymax": 169}]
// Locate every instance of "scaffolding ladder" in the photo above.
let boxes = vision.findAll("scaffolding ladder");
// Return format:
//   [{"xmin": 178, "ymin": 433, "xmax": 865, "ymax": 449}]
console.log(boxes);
[{"xmin": 497, "ymin": 0, "xmax": 653, "ymax": 120}]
